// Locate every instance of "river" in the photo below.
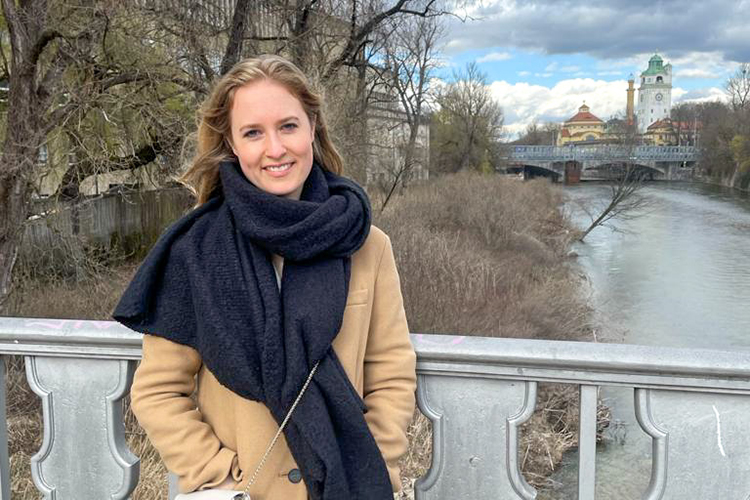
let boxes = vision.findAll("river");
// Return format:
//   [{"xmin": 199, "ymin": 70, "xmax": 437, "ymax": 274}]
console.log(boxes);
[{"xmin": 539, "ymin": 181, "xmax": 750, "ymax": 499}]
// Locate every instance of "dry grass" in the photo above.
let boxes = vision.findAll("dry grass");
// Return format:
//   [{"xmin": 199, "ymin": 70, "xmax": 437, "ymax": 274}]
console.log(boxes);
[
  {"xmin": 374, "ymin": 172, "xmax": 590, "ymax": 341},
  {"xmin": 375, "ymin": 172, "xmax": 603, "ymax": 493},
  {"xmin": 4, "ymin": 172, "xmax": 602, "ymax": 497}
]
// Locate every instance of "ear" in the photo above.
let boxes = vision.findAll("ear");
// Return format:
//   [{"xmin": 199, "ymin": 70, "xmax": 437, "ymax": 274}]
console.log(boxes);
[{"xmin": 226, "ymin": 136, "xmax": 238, "ymax": 157}]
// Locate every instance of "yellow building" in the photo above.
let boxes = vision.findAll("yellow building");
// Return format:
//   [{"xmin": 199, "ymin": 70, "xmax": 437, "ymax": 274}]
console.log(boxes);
[
  {"xmin": 644, "ymin": 119, "xmax": 674, "ymax": 145},
  {"xmin": 643, "ymin": 118, "xmax": 702, "ymax": 146},
  {"xmin": 557, "ymin": 103, "xmax": 606, "ymax": 145}
]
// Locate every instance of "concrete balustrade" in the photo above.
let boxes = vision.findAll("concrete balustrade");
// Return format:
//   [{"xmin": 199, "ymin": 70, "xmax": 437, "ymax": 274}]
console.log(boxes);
[{"xmin": 2, "ymin": 318, "xmax": 750, "ymax": 499}]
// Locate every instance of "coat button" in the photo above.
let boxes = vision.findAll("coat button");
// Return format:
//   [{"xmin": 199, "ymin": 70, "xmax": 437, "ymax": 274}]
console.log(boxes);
[{"xmin": 287, "ymin": 468, "xmax": 302, "ymax": 484}]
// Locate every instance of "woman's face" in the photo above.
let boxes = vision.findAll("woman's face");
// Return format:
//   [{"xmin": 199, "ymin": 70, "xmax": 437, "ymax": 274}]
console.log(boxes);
[{"xmin": 229, "ymin": 79, "xmax": 315, "ymax": 200}]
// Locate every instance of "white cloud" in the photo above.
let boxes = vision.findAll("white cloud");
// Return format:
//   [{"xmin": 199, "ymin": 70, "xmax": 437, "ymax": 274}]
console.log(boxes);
[
  {"xmin": 489, "ymin": 78, "xmax": 631, "ymax": 138},
  {"xmin": 597, "ymin": 71, "xmax": 624, "ymax": 76},
  {"xmin": 477, "ymin": 51, "xmax": 513, "ymax": 63},
  {"xmin": 545, "ymin": 62, "xmax": 558, "ymax": 72},
  {"xmin": 518, "ymin": 70, "xmax": 530, "ymax": 76},
  {"xmin": 534, "ymin": 72, "xmax": 553, "ymax": 78},
  {"xmin": 674, "ymin": 86, "xmax": 728, "ymax": 103}
]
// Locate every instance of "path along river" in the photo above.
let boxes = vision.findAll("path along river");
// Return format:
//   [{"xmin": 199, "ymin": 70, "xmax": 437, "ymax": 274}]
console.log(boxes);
[{"xmin": 539, "ymin": 181, "xmax": 750, "ymax": 499}]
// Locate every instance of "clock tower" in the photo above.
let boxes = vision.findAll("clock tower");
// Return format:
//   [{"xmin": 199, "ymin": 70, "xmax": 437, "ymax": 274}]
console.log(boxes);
[{"xmin": 636, "ymin": 54, "xmax": 672, "ymax": 133}]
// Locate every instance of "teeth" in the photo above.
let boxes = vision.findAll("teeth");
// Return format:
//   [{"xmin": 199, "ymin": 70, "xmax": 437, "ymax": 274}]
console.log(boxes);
[{"xmin": 267, "ymin": 163, "xmax": 291, "ymax": 172}]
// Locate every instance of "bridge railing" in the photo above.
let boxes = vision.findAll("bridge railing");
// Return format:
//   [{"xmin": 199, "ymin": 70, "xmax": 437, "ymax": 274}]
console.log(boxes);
[
  {"xmin": 507, "ymin": 145, "xmax": 699, "ymax": 162},
  {"xmin": 2, "ymin": 318, "xmax": 750, "ymax": 499}
]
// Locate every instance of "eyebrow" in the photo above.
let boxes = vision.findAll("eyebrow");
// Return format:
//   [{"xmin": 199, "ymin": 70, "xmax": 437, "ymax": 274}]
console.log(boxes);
[{"xmin": 238, "ymin": 116, "xmax": 300, "ymax": 131}]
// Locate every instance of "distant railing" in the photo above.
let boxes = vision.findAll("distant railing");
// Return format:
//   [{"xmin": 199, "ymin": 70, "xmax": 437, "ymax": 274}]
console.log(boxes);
[
  {"xmin": 2, "ymin": 318, "xmax": 750, "ymax": 499},
  {"xmin": 507, "ymin": 145, "xmax": 699, "ymax": 162}
]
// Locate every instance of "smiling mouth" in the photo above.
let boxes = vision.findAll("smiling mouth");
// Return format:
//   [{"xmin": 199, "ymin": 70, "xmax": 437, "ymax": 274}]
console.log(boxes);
[{"xmin": 264, "ymin": 162, "xmax": 293, "ymax": 172}]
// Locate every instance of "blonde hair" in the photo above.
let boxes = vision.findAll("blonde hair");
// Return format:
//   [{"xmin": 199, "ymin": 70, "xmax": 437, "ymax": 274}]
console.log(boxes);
[{"xmin": 180, "ymin": 54, "xmax": 343, "ymax": 204}]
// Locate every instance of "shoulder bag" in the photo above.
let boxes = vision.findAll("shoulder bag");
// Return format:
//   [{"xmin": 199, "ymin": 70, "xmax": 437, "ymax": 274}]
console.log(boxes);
[{"xmin": 174, "ymin": 362, "xmax": 319, "ymax": 500}]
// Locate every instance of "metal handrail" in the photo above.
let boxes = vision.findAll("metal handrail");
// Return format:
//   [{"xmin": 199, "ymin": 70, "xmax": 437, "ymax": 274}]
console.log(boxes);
[{"xmin": 2, "ymin": 318, "xmax": 750, "ymax": 499}]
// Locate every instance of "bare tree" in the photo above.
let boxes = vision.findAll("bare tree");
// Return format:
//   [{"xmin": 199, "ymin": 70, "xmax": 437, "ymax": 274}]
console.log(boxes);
[
  {"xmin": 378, "ymin": 14, "xmax": 441, "ymax": 211},
  {"xmin": 577, "ymin": 165, "xmax": 650, "ymax": 242},
  {"xmin": 577, "ymin": 132, "xmax": 650, "ymax": 242},
  {"xmin": 0, "ymin": 1, "xmax": 201, "ymax": 311},
  {"xmin": 516, "ymin": 121, "xmax": 559, "ymax": 145},
  {"xmin": 726, "ymin": 63, "xmax": 750, "ymax": 112},
  {"xmin": 433, "ymin": 62, "xmax": 503, "ymax": 173},
  {"xmin": 0, "ymin": 1, "xmax": 114, "ymax": 311},
  {"xmin": 0, "ymin": 0, "xmax": 457, "ymax": 310}
]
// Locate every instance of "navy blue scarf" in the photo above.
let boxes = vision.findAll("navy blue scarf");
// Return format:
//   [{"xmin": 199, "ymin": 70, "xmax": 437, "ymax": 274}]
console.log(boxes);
[{"xmin": 113, "ymin": 161, "xmax": 393, "ymax": 499}]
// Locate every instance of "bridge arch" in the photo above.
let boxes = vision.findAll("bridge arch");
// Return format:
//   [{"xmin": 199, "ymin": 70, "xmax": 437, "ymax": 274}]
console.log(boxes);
[
  {"xmin": 506, "ymin": 163, "xmax": 563, "ymax": 181},
  {"xmin": 584, "ymin": 161, "xmax": 664, "ymax": 180}
]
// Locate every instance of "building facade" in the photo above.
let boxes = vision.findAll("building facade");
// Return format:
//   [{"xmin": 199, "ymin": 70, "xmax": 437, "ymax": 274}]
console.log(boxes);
[
  {"xmin": 636, "ymin": 54, "xmax": 673, "ymax": 134},
  {"xmin": 557, "ymin": 103, "xmax": 606, "ymax": 145}
]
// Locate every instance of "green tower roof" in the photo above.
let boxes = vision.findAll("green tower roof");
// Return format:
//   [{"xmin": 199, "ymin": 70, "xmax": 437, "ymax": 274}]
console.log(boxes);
[{"xmin": 642, "ymin": 53, "xmax": 666, "ymax": 76}]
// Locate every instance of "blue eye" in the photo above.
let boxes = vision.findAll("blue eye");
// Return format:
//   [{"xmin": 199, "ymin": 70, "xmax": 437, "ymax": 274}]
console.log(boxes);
[
  {"xmin": 282, "ymin": 123, "xmax": 298, "ymax": 131},
  {"xmin": 243, "ymin": 129, "xmax": 260, "ymax": 138}
]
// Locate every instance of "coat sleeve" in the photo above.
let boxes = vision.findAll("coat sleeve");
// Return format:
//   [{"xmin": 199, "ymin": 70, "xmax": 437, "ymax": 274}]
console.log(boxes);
[
  {"xmin": 131, "ymin": 334, "xmax": 242, "ymax": 493},
  {"xmin": 362, "ymin": 234, "xmax": 417, "ymax": 491}
]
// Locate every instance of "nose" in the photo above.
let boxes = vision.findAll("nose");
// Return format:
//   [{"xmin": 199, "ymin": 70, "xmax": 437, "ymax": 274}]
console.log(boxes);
[{"xmin": 265, "ymin": 131, "xmax": 286, "ymax": 159}]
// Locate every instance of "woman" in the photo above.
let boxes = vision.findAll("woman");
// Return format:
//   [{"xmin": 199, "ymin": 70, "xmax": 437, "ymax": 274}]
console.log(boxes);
[{"xmin": 113, "ymin": 54, "xmax": 417, "ymax": 500}]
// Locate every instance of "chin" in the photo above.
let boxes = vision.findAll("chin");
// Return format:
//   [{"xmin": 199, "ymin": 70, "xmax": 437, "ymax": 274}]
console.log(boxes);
[{"xmin": 265, "ymin": 183, "xmax": 302, "ymax": 199}]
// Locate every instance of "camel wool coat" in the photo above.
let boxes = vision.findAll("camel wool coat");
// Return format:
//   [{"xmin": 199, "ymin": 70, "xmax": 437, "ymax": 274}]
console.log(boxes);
[{"xmin": 130, "ymin": 226, "xmax": 417, "ymax": 499}]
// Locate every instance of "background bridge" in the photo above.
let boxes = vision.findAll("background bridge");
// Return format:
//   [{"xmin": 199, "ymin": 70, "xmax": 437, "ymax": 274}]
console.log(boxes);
[{"xmin": 504, "ymin": 145, "xmax": 699, "ymax": 182}]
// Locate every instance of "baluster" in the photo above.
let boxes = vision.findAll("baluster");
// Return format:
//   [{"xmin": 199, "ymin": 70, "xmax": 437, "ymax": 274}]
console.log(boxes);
[
  {"xmin": 415, "ymin": 374, "xmax": 537, "ymax": 499},
  {"xmin": 577, "ymin": 385, "xmax": 598, "ymax": 500},
  {"xmin": 0, "ymin": 357, "xmax": 10, "ymax": 500},
  {"xmin": 635, "ymin": 388, "xmax": 668, "ymax": 500},
  {"xmin": 25, "ymin": 356, "xmax": 139, "ymax": 500},
  {"xmin": 635, "ymin": 388, "xmax": 750, "ymax": 500}
]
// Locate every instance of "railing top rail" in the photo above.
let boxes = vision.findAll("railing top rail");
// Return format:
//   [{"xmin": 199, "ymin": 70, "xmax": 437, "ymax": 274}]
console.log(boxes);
[
  {"xmin": 1, "ymin": 318, "xmax": 749, "ymax": 388},
  {"xmin": 506, "ymin": 144, "xmax": 699, "ymax": 161},
  {"xmin": 0, "ymin": 317, "xmax": 142, "ymax": 360},
  {"xmin": 413, "ymin": 333, "xmax": 750, "ymax": 379}
]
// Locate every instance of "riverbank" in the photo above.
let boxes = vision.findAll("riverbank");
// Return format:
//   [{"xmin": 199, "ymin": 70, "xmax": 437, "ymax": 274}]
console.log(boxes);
[
  {"xmin": 557, "ymin": 181, "xmax": 750, "ymax": 498},
  {"xmin": 693, "ymin": 168, "xmax": 750, "ymax": 193},
  {"xmin": 4, "ymin": 172, "xmax": 601, "ymax": 498},
  {"xmin": 373, "ymin": 172, "xmax": 603, "ymax": 495}
]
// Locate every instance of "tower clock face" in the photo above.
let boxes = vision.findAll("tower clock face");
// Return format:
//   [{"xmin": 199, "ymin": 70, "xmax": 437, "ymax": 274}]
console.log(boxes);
[{"xmin": 655, "ymin": 93, "xmax": 663, "ymax": 101}]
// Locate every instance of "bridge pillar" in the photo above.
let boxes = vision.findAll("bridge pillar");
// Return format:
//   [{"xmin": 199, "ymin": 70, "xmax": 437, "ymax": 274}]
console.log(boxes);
[{"xmin": 564, "ymin": 161, "xmax": 581, "ymax": 184}]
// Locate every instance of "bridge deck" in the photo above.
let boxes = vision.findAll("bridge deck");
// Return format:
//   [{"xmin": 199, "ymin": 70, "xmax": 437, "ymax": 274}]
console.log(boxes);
[{"xmin": 506, "ymin": 145, "xmax": 699, "ymax": 162}]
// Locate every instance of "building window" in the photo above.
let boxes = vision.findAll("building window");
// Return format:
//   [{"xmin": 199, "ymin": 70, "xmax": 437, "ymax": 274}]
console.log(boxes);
[{"xmin": 657, "ymin": 76, "xmax": 663, "ymax": 83}]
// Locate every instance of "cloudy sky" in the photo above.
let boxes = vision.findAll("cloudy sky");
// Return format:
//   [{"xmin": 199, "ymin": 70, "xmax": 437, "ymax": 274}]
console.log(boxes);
[{"xmin": 438, "ymin": 0, "xmax": 749, "ymax": 137}]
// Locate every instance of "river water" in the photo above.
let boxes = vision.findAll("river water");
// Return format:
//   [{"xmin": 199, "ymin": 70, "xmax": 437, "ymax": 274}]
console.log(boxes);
[{"xmin": 539, "ymin": 182, "xmax": 750, "ymax": 499}]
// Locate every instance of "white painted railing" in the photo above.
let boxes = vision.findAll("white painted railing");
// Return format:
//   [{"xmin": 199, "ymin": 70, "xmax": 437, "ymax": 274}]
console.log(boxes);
[
  {"xmin": 507, "ymin": 145, "xmax": 699, "ymax": 162},
  {"xmin": 2, "ymin": 318, "xmax": 750, "ymax": 499}
]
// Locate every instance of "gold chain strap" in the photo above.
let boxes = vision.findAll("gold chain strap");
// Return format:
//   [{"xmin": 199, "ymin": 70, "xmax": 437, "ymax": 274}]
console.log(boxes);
[{"xmin": 235, "ymin": 361, "xmax": 321, "ymax": 500}]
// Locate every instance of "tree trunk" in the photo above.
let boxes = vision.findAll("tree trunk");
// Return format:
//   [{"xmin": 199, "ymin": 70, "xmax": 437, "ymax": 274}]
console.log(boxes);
[
  {"xmin": 0, "ymin": 0, "xmax": 50, "ymax": 313},
  {"xmin": 380, "ymin": 124, "xmax": 419, "ymax": 212},
  {"xmin": 0, "ymin": 124, "xmax": 40, "ymax": 313},
  {"xmin": 0, "ymin": 173, "xmax": 30, "ymax": 314}
]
